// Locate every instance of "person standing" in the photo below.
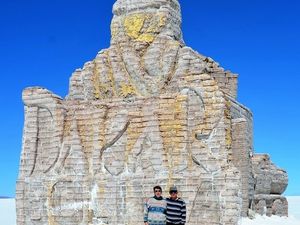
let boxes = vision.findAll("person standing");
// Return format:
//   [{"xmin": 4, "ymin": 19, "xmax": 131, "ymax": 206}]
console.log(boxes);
[
  {"xmin": 166, "ymin": 186, "xmax": 186, "ymax": 225},
  {"xmin": 144, "ymin": 186, "xmax": 167, "ymax": 225}
]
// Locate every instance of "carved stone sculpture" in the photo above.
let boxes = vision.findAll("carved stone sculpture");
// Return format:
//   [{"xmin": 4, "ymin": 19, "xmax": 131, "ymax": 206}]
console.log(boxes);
[{"xmin": 16, "ymin": 0, "xmax": 288, "ymax": 224}]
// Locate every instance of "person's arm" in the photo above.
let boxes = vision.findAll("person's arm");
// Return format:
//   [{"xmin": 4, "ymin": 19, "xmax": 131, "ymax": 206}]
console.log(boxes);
[
  {"xmin": 144, "ymin": 198, "xmax": 149, "ymax": 225},
  {"xmin": 181, "ymin": 201, "xmax": 186, "ymax": 225},
  {"xmin": 164, "ymin": 198, "xmax": 167, "ymax": 215}
]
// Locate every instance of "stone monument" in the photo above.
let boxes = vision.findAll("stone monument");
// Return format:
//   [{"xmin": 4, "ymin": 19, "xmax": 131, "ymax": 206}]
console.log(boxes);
[{"xmin": 16, "ymin": 0, "xmax": 288, "ymax": 224}]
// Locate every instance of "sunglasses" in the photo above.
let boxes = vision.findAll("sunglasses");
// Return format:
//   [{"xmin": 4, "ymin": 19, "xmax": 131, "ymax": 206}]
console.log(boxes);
[
  {"xmin": 154, "ymin": 190, "xmax": 162, "ymax": 193},
  {"xmin": 170, "ymin": 191, "xmax": 177, "ymax": 194}
]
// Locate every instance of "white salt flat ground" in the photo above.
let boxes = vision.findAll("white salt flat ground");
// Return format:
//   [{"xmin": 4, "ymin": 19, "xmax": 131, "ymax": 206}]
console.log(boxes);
[
  {"xmin": 0, "ymin": 199, "xmax": 16, "ymax": 225},
  {"xmin": 1, "ymin": 197, "xmax": 299, "ymax": 225}
]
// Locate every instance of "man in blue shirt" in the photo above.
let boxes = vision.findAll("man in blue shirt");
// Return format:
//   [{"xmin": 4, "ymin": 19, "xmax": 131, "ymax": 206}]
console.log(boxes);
[{"xmin": 144, "ymin": 186, "xmax": 167, "ymax": 225}]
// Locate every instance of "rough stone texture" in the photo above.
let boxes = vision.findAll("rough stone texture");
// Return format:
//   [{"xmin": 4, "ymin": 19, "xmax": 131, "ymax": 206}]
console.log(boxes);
[
  {"xmin": 231, "ymin": 118, "xmax": 254, "ymax": 217},
  {"xmin": 16, "ymin": 0, "xmax": 288, "ymax": 224},
  {"xmin": 251, "ymin": 154, "xmax": 288, "ymax": 216},
  {"xmin": 253, "ymin": 195, "xmax": 288, "ymax": 217}
]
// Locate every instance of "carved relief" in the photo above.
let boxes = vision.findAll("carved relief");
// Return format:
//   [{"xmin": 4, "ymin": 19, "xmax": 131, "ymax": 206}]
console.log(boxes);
[{"xmin": 16, "ymin": 0, "xmax": 288, "ymax": 224}]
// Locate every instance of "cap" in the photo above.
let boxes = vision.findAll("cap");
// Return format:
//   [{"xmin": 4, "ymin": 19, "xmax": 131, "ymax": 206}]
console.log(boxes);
[{"xmin": 169, "ymin": 186, "xmax": 178, "ymax": 192}]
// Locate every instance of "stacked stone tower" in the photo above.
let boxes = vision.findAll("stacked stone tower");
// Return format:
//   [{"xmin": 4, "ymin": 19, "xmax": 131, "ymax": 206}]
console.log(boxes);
[{"xmin": 16, "ymin": 0, "xmax": 288, "ymax": 224}]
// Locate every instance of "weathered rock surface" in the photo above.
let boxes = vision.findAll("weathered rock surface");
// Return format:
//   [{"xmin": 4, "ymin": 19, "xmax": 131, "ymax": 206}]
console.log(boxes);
[
  {"xmin": 16, "ymin": 0, "xmax": 288, "ymax": 224},
  {"xmin": 251, "ymin": 154, "xmax": 288, "ymax": 216}
]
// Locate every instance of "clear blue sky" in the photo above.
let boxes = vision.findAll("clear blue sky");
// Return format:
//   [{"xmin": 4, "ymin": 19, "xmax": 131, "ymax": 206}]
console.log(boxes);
[{"xmin": 0, "ymin": 0, "xmax": 299, "ymax": 197}]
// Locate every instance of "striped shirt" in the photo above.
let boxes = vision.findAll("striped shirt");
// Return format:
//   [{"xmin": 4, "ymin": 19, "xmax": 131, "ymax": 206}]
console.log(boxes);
[
  {"xmin": 144, "ymin": 196, "xmax": 167, "ymax": 225},
  {"xmin": 166, "ymin": 198, "xmax": 186, "ymax": 224}
]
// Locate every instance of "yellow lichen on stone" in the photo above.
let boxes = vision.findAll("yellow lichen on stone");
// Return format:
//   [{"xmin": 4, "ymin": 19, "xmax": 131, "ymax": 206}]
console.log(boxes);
[
  {"xmin": 225, "ymin": 100, "xmax": 232, "ymax": 149},
  {"xmin": 47, "ymin": 184, "xmax": 56, "ymax": 225},
  {"xmin": 225, "ymin": 100, "xmax": 232, "ymax": 119},
  {"xmin": 92, "ymin": 58, "xmax": 117, "ymax": 99},
  {"xmin": 158, "ymin": 96, "xmax": 186, "ymax": 187},
  {"xmin": 98, "ymin": 108, "xmax": 107, "ymax": 161},
  {"xmin": 124, "ymin": 14, "xmax": 146, "ymax": 39},
  {"xmin": 77, "ymin": 120, "xmax": 88, "ymax": 148},
  {"xmin": 98, "ymin": 181, "xmax": 105, "ymax": 196},
  {"xmin": 99, "ymin": 83, "xmax": 111, "ymax": 98},
  {"xmin": 92, "ymin": 61, "xmax": 101, "ymax": 99},
  {"xmin": 110, "ymin": 21, "xmax": 119, "ymax": 39},
  {"xmin": 175, "ymin": 95, "xmax": 188, "ymax": 102},
  {"xmin": 226, "ymin": 127, "xmax": 232, "ymax": 149},
  {"xmin": 159, "ymin": 14, "xmax": 167, "ymax": 27},
  {"xmin": 88, "ymin": 209, "xmax": 94, "ymax": 223},
  {"xmin": 136, "ymin": 33, "xmax": 155, "ymax": 43},
  {"xmin": 124, "ymin": 13, "xmax": 167, "ymax": 43},
  {"xmin": 120, "ymin": 82, "xmax": 137, "ymax": 97},
  {"xmin": 63, "ymin": 119, "xmax": 71, "ymax": 137},
  {"xmin": 104, "ymin": 51, "xmax": 117, "ymax": 97}
]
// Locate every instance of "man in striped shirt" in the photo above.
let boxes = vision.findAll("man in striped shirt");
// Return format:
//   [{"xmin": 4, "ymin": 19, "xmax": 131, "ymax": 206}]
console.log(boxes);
[{"xmin": 166, "ymin": 186, "xmax": 186, "ymax": 225}]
